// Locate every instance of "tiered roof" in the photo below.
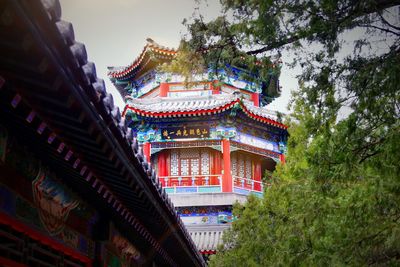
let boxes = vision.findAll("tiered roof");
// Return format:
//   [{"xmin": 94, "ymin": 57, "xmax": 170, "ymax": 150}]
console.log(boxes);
[
  {"xmin": 108, "ymin": 39, "xmax": 282, "ymax": 103},
  {"xmin": 108, "ymin": 39, "xmax": 176, "ymax": 80},
  {"xmin": 123, "ymin": 94, "xmax": 288, "ymax": 129}
]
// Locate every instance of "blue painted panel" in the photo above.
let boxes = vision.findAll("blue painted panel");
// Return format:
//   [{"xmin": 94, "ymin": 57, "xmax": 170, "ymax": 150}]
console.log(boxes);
[
  {"xmin": 198, "ymin": 186, "xmax": 221, "ymax": 193},
  {"xmin": 234, "ymin": 187, "xmax": 264, "ymax": 197},
  {"xmin": 176, "ymin": 187, "xmax": 197, "ymax": 193},
  {"xmin": 233, "ymin": 187, "xmax": 250, "ymax": 195}
]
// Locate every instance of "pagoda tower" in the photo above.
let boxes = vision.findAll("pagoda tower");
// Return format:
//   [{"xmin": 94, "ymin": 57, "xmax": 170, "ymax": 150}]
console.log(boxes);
[{"xmin": 108, "ymin": 40, "xmax": 288, "ymax": 260}]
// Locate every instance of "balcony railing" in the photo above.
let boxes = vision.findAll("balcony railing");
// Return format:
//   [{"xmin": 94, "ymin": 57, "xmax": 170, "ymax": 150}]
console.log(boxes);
[
  {"xmin": 232, "ymin": 175, "xmax": 264, "ymax": 197},
  {"xmin": 159, "ymin": 175, "xmax": 222, "ymax": 187},
  {"xmin": 159, "ymin": 175, "xmax": 222, "ymax": 194},
  {"xmin": 159, "ymin": 175, "xmax": 266, "ymax": 196}
]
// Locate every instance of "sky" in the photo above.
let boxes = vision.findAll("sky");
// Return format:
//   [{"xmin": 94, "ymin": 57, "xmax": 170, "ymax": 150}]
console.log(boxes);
[{"xmin": 60, "ymin": 0, "xmax": 298, "ymax": 113}]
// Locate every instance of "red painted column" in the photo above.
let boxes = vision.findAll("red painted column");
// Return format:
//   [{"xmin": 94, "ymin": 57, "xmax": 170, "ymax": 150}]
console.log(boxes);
[
  {"xmin": 143, "ymin": 142, "xmax": 151, "ymax": 163},
  {"xmin": 158, "ymin": 151, "xmax": 167, "ymax": 186},
  {"xmin": 166, "ymin": 151, "xmax": 171, "ymax": 176},
  {"xmin": 211, "ymin": 150, "xmax": 222, "ymax": 185},
  {"xmin": 252, "ymin": 92, "xmax": 260, "ymax": 107},
  {"xmin": 158, "ymin": 152, "xmax": 166, "ymax": 176},
  {"xmin": 254, "ymin": 160, "xmax": 262, "ymax": 191},
  {"xmin": 279, "ymin": 153, "xmax": 286, "ymax": 165},
  {"xmin": 159, "ymin": 82, "xmax": 169, "ymax": 97},
  {"xmin": 222, "ymin": 139, "xmax": 232, "ymax": 192}
]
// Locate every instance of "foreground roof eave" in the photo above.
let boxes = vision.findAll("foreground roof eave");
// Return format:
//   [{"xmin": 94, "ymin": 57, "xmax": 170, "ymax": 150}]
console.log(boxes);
[{"xmin": 0, "ymin": 0, "xmax": 204, "ymax": 265}]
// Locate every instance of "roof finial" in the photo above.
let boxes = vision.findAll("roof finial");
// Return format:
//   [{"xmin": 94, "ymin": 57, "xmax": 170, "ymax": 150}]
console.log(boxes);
[{"xmin": 146, "ymin": 38, "xmax": 155, "ymax": 44}]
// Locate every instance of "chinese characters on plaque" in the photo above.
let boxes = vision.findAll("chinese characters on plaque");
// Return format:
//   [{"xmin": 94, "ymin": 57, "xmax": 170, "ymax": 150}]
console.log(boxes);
[{"xmin": 161, "ymin": 126, "xmax": 210, "ymax": 140}]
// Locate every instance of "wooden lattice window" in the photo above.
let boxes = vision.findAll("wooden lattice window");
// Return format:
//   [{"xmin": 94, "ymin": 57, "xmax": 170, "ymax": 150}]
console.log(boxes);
[
  {"xmin": 231, "ymin": 152, "xmax": 253, "ymax": 181},
  {"xmin": 169, "ymin": 148, "xmax": 210, "ymax": 176}
]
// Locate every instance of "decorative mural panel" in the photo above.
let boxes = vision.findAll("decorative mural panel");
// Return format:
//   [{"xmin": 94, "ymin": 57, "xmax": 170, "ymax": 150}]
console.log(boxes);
[
  {"xmin": 137, "ymin": 130, "xmax": 156, "ymax": 142},
  {"xmin": 111, "ymin": 235, "xmax": 141, "ymax": 262},
  {"xmin": 233, "ymin": 132, "xmax": 279, "ymax": 152},
  {"xmin": 231, "ymin": 141, "xmax": 281, "ymax": 159},
  {"xmin": 108, "ymin": 224, "xmax": 142, "ymax": 265},
  {"xmin": 180, "ymin": 214, "xmax": 218, "ymax": 224},
  {"xmin": 0, "ymin": 133, "xmax": 97, "ymax": 258},
  {"xmin": 32, "ymin": 168, "xmax": 79, "ymax": 236},
  {"xmin": 215, "ymin": 127, "xmax": 237, "ymax": 139},
  {"xmin": 14, "ymin": 194, "xmax": 95, "ymax": 258},
  {"xmin": 177, "ymin": 206, "xmax": 236, "ymax": 225}
]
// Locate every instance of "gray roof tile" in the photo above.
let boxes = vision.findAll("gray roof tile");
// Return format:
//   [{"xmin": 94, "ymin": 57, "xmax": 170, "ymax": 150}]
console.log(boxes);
[{"xmin": 127, "ymin": 94, "xmax": 281, "ymax": 123}]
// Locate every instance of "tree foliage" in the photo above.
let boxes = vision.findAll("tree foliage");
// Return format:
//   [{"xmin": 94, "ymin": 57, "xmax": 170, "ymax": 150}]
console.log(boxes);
[{"xmin": 174, "ymin": 0, "xmax": 400, "ymax": 266}]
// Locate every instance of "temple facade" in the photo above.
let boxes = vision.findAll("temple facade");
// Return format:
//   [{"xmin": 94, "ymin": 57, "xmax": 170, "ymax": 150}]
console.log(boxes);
[{"xmin": 108, "ymin": 40, "xmax": 288, "ymax": 258}]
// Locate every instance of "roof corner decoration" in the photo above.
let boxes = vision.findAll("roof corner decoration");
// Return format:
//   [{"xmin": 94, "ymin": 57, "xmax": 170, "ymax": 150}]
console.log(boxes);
[{"xmin": 107, "ymin": 39, "xmax": 177, "ymax": 98}]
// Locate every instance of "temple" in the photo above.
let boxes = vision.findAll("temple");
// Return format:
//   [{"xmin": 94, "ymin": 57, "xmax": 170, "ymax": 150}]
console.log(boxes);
[{"xmin": 108, "ymin": 40, "xmax": 289, "ymax": 258}]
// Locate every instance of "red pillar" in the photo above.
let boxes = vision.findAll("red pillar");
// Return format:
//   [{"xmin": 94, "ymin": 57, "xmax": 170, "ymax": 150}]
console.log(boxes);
[
  {"xmin": 254, "ymin": 160, "xmax": 262, "ymax": 191},
  {"xmin": 211, "ymin": 150, "xmax": 222, "ymax": 185},
  {"xmin": 252, "ymin": 92, "xmax": 260, "ymax": 107},
  {"xmin": 279, "ymin": 153, "xmax": 286, "ymax": 164},
  {"xmin": 158, "ymin": 151, "xmax": 168, "ymax": 186},
  {"xmin": 222, "ymin": 139, "xmax": 232, "ymax": 192},
  {"xmin": 143, "ymin": 142, "xmax": 151, "ymax": 163},
  {"xmin": 158, "ymin": 152, "xmax": 167, "ymax": 176},
  {"xmin": 159, "ymin": 83, "xmax": 169, "ymax": 97}
]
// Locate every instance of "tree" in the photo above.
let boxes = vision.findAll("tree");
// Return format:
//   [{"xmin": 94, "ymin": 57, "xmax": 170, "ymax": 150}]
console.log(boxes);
[{"xmin": 171, "ymin": 0, "xmax": 400, "ymax": 265}]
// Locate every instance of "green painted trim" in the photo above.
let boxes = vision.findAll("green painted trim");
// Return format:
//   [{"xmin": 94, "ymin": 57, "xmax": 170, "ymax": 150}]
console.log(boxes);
[{"xmin": 165, "ymin": 188, "xmax": 175, "ymax": 194}]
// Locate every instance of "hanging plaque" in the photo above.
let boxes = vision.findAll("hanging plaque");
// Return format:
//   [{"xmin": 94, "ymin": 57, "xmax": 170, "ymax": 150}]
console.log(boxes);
[{"xmin": 161, "ymin": 126, "xmax": 210, "ymax": 140}]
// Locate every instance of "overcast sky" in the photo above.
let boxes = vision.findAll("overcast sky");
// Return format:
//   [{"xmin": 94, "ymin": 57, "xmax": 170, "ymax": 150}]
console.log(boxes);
[{"xmin": 60, "ymin": 0, "xmax": 298, "ymax": 113}]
